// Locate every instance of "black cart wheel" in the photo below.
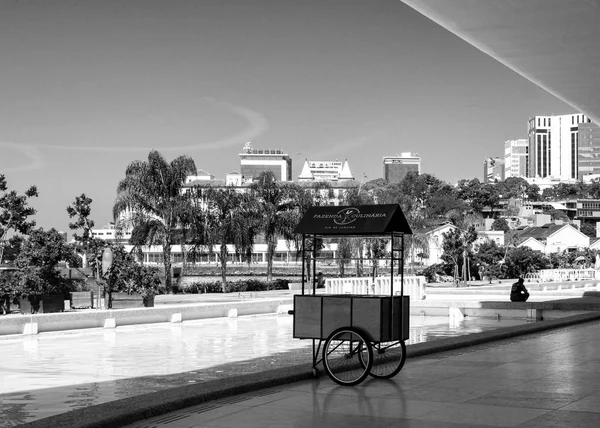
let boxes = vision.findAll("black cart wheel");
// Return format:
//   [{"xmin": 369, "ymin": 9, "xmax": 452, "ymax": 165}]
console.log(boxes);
[
  {"xmin": 323, "ymin": 327, "xmax": 373, "ymax": 386},
  {"xmin": 362, "ymin": 340, "xmax": 406, "ymax": 379}
]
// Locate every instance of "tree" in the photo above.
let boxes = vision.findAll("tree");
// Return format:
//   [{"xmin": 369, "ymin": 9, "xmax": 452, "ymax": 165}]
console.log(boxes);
[
  {"xmin": 113, "ymin": 150, "xmax": 197, "ymax": 293},
  {"xmin": 250, "ymin": 171, "xmax": 304, "ymax": 282},
  {"xmin": 336, "ymin": 239, "xmax": 352, "ymax": 277},
  {"xmin": 471, "ymin": 240, "xmax": 505, "ymax": 281},
  {"xmin": 542, "ymin": 182, "xmax": 589, "ymax": 201},
  {"xmin": 455, "ymin": 178, "xmax": 482, "ymax": 206},
  {"xmin": 425, "ymin": 194, "xmax": 469, "ymax": 220},
  {"xmin": 201, "ymin": 186, "xmax": 257, "ymax": 291},
  {"xmin": 504, "ymin": 247, "xmax": 549, "ymax": 278},
  {"xmin": 471, "ymin": 183, "xmax": 501, "ymax": 216},
  {"xmin": 15, "ymin": 228, "xmax": 79, "ymax": 297},
  {"xmin": 491, "ymin": 218, "xmax": 510, "ymax": 232},
  {"xmin": 102, "ymin": 244, "xmax": 161, "ymax": 307},
  {"xmin": 545, "ymin": 209, "xmax": 570, "ymax": 222},
  {"xmin": 0, "ymin": 268, "xmax": 19, "ymax": 314},
  {"xmin": 498, "ymin": 177, "xmax": 539, "ymax": 201},
  {"xmin": 341, "ymin": 182, "xmax": 376, "ymax": 277},
  {"xmin": 365, "ymin": 237, "xmax": 387, "ymax": 278},
  {"xmin": 441, "ymin": 225, "xmax": 477, "ymax": 285},
  {"xmin": 0, "ymin": 236, "xmax": 24, "ymax": 313},
  {"xmin": 67, "ymin": 193, "xmax": 101, "ymax": 270},
  {"xmin": 398, "ymin": 172, "xmax": 450, "ymax": 219},
  {"xmin": 0, "ymin": 174, "xmax": 38, "ymax": 265},
  {"xmin": 579, "ymin": 222, "xmax": 597, "ymax": 238}
]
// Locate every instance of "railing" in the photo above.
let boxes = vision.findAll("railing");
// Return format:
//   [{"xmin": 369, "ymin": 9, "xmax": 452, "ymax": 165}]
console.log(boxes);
[
  {"xmin": 325, "ymin": 276, "xmax": 427, "ymax": 300},
  {"xmin": 535, "ymin": 269, "xmax": 598, "ymax": 282}
]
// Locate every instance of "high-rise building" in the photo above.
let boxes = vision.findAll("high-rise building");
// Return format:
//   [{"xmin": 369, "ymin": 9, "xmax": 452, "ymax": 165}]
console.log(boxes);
[
  {"xmin": 239, "ymin": 142, "xmax": 292, "ymax": 182},
  {"xmin": 382, "ymin": 153, "xmax": 421, "ymax": 184},
  {"xmin": 578, "ymin": 122, "xmax": 600, "ymax": 180},
  {"xmin": 527, "ymin": 113, "xmax": 592, "ymax": 180},
  {"xmin": 504, "ymin": 139, "xmax": 528, "ymax": 178},
  {"xmin": 483, "ymin": 157, "xmax": 505, "ymax": 183},
  {"xmin": 297, "ymin": 160, "xmax": 354, "ymax": 181}
]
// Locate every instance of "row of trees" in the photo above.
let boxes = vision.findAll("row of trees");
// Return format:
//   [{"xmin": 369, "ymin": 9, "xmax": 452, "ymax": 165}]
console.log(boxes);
[
  {"xmin": 107, "ymin": 152, "xmax": 556, "ymax": 290},
  {"xmin": 110, "ymin": 151, "xmax": 372, "ymax": 292},
  {"xmin": 1, "ymin": 173, "xmax": 163, "ymax": 314},
  {"xmin": 427, "ymin": 239, "xmax": 600, "ymax": 283},
  {"xmin": 4, "ymin": 150, "xmax": 600, "ymax": 305}
]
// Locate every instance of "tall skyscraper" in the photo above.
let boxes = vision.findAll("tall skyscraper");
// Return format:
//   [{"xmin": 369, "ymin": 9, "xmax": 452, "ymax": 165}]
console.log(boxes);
[
  {"xmin": 483, "ymin": 157, "xmax": 505, "ymax": 183},
  {"xmin": 578, "ymin": 122, "xmax": 600, "ymax": 180},
  {"xmin": 239, "ymin": 142, "xmax": 292, "ymax": 182},
  {"xmin": 504, "ymin": 139, "xmax": 528, "ymax": 178},
  {"xmin": 527, "ymin": 113, "xmax": 592, "ymax": 180},
  {"xmin": 382, "ymin": 153, "xmax": 421, "ymax": 184}
]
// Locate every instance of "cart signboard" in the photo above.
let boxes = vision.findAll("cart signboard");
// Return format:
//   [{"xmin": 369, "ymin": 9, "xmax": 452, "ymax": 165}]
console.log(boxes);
[{"xmin": 294, "ymin": 204, "xmax": 412, "ymax": 236}]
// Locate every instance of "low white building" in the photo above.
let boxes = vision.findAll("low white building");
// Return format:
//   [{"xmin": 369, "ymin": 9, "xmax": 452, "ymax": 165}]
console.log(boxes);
[
  {"xmin": 516, "ymin": 223, "xmax": 589, "ymax": 254},
  {"xmin": 409, "ymin": 222, "xmax": 457, "ymax": 267}
]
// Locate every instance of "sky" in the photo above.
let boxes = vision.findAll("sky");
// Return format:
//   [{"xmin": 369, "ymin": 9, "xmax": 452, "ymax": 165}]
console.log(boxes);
[{"xmin": 0, "ymin": 0, "xmax": 575, "ymax": 236}]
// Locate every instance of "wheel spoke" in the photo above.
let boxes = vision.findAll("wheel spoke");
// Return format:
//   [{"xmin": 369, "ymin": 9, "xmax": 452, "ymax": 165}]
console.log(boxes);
[
  {"xmin": 323, "ymin": 328, "xmax": 372, "ymax": 386},
  {"xmin": 368, "ymin": 341, "xmax": 406, "ymax": 379}
]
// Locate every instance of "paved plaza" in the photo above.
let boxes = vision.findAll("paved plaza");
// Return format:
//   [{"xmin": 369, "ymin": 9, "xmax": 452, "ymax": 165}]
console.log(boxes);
[{"xmin": 122, "ymin": 318, "xmax": 600, "ymax": 428}]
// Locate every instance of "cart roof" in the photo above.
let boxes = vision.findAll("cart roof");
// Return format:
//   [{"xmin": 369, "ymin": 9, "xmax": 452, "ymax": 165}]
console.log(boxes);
[{"xmin": 294, "ymin": 204, "xmax": 413, "ymax": 236}]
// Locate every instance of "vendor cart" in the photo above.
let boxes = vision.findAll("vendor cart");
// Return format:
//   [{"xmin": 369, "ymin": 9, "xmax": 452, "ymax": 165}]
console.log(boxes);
[{"xmin": 292, "ymin": 204, "xmax": 412, "ymax": 386}]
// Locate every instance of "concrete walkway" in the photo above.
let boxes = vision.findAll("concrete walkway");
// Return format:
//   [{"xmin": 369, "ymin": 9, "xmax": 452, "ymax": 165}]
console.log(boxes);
[{"xmin": 120, "ymin": 316, "xmax": 600, "ymax": 428}]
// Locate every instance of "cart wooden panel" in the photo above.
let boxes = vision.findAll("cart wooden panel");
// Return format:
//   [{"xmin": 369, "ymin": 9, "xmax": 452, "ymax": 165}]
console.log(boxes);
[{"xmin": 293, "ymin": 294, "xmax": 409, "ymax": 342}]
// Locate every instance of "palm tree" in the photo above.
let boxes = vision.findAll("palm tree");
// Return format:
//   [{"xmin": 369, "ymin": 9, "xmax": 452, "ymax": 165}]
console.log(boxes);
[
  {"xmin": 443, "ymin": 210, "xmax": 479, "ymax": 285},
  {"xmin": 250, "ymin": 171, "xmax": 304, "ymax": 282},
  {"xmin": 113, "ymin": 150, "xmax": 197, "ymax": 293},
  {"xmin": 342, "ymin": 184, "xmax": 375, "ymax": 277},
  {"xmin": 200, "ymin": 186, "xmax": 257, "ymax": 290}
]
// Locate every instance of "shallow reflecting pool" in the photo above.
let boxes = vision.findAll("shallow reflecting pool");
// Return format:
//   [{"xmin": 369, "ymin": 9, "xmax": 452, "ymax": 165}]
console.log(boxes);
[{"xmin": 0, "ymin": 314, "xmax": 532, "ymax": 427}]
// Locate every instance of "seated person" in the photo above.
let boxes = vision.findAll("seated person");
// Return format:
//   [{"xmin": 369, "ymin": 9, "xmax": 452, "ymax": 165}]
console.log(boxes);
[
  {"xmin": 316, "ymin": 272, "xmax": 325, "ymax": 288},
  {"xmin": 510, "ymin": 277, "xmax": 530, "ymax": 302}
]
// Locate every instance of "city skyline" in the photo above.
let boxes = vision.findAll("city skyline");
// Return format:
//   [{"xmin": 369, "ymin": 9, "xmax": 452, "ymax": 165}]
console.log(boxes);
[{"xmin": 0, "ymin": 0, "xmax": 575, "ymax": 234}]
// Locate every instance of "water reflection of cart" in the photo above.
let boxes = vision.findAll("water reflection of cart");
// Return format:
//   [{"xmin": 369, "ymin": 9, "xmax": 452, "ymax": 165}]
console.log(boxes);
[{"xmin": 291, "ymin": 204, "xmax": 412, "ymax": 386}]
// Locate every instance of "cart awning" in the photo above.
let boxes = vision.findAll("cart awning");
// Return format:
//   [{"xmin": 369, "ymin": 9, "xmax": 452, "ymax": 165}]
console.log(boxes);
[{"xmin": 294, "ymin": 204, "xmax": 412, "ymax": 236}]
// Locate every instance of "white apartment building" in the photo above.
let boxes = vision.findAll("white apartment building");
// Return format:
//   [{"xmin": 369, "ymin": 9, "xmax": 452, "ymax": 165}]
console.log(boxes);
[
  {"xmin": 91, "ymin": 223, "xmax": 132, "ymax": 243},
  {"xmin": 504, "ymin": 139, "xmax": 528, "ymax": 178},
  {"xmin": 239, "ymin": 141, "xmax": 292, "ymax": 183},
  {"xmin": 296, "ymin": 159, "xmax": 354, "ymax": 181},
  {"xmin": 528, "ymin": 113, "xmax": 592, "ymax": 181}
]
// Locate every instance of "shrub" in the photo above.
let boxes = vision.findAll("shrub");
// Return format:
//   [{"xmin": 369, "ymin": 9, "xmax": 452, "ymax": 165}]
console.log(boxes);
[
  {"xmin": 417, "ymin": 263, "xmax": 451, "ymax": 283},
  {"xmin": 178, "ymin": 278, "xmax": 290, "ymax": 294}
]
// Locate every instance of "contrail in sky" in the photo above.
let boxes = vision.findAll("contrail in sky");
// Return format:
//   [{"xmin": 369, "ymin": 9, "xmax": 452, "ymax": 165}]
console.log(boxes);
[
  {"xmin": 0, "ymin": 100, "xmax": 269, "ymax": 170},
  {"xmin": 0, "ymin": 141, "xmax": 46, "ymax": 172}
]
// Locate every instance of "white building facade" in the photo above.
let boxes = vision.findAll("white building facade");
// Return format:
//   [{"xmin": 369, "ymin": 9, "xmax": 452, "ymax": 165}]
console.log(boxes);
[
  {"xmin": 528, "ymin": 113, "xmax": 592, "ymax": 181},
  {"xmin": 504, "ymin": 139, "xmax": 528, "ymax": 178},
  {"xmin": 239, "ymin": 142, "xmax": 292, "ymax": 182},
  {"xmin": 297, "ymin": 159, "xmax": 354, "ymax": 181}
]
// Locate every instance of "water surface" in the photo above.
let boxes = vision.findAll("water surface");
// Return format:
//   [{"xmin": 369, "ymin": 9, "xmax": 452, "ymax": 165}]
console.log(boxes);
[{"xmin": 0, "ymin": 314, "xmax": 532, "ymax": 427}]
